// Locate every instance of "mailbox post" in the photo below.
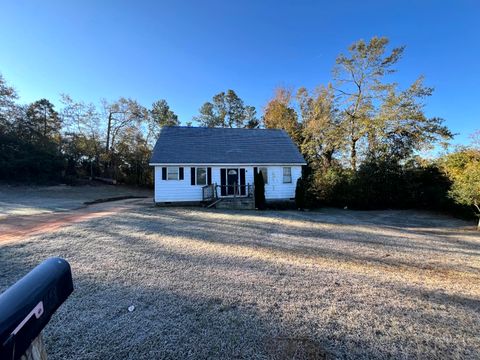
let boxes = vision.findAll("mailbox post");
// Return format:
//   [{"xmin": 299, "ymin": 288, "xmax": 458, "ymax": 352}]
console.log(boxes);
[{"xmin": 0, "ymin": 257, "xmax": 74, "ymax": 360}]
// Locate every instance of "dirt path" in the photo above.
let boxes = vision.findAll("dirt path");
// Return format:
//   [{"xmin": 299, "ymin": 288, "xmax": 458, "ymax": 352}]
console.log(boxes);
[{"xmin": 0, "ymin": 198, "xmax": 152, "ymax": 244}]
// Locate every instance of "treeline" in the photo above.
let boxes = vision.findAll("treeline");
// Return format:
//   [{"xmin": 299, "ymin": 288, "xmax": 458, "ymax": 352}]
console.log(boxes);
[
  {"xmin": 0, "ymin": 74, "xmax": 263, "ymax": 187},
  {"xmin": 0, "ymin": 79, "xmax": 180, "ymax": 185},
  {"xmin": 0, "ymin": 74, "xmax": 261, "ymax": 187}
]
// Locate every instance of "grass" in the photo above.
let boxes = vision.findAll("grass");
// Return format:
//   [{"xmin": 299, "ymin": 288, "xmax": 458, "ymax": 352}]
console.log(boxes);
[{"xmin": 0, "ymin": 206, "xmax": 479, "ymax": 359}]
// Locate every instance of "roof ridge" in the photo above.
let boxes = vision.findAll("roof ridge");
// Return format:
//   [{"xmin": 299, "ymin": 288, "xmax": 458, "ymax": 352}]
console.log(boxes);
[{"xmin": 162, "ymin": 126, "xmax": 286, "ymax": 132}]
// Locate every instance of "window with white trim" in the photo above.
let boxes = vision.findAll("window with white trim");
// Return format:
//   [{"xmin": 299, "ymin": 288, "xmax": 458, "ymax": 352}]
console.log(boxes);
[
  {"xmin": 283, "ymin": 167, "xmax": 292, "ymax": 183},
  {"xmin": 259, "ymin": 167, "xmax": 268, "ymax": 184},
  {"xmin": 196, "ymin": 167, "xmax": 207, "ymax": 185},
  {"xmin": 167, "ymin": 167, "xmax": 179, "ymax": 180}
]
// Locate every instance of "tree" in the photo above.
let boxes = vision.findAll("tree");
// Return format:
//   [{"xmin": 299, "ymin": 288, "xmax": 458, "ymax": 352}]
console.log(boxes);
[
  {"xmin": 61, "ymin": 94, "xmax": 101, "ymax": 138},
  {"xmin": 470, "ymin": 130, "xmax": 480, "ymax": 149},
  {"xmin": 115, "ymin": 126, "xmax": 152, "ymax": 185},
  {"xmin": 194, "ymin": 90, "xmax": 257, "ymax": 128},
  {"xmin": 196, "ymin": 101, "xmax": 221, "ymax": 127},
  {"xmin": 333, "ymin": 37, "xmax": 404, "ymax": 170},
  {"xmin": 61, "ymin": 94, "xmax": 102, "ymax": 176},
  {"xmin": 102, "ymin": 98, "xmax": 148, "ymax": 178},
  {"xmin": 0, "ymin": 73, "xmax": 18, "ymax": 132},
  {"xmin": 297, "ymin": 85, "xmax": 343, "ymax": 168},
  {"xmin": 333, "ymin": 37, "xmax": 452, "ymax": 170},
  {"xmin": 442, "ymin": 149, "xmax": 480, "ymax": 229},
  {"xmin": 263, "ymin": 87, "xmax": 301, "ymax": 143},
  {"xmin": 150, "ymin": 99, "xmax": 179, "ymax": 134},
  {"xmin": 244, "ymin": 105, "xmax": 259, "ymax": 128},
  {"xmin": 375, "ymin": 77, "xmax": 452, "ymax": 160},
  {"xmin": 62, "ymin": 133, "xmax": 102, "ymax": 178},
  {"xmin": 224, "ymin": 90, "xmax": 246, "ymax": 128},
  {"xmin": 24, "ymin": 99, "xmax": 62, "ymax": 141}
]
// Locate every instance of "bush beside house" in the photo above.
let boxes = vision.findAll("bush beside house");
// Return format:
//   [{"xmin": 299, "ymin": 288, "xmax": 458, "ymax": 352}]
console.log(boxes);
[
  {"xmin": 295, "ymin": 177, "xmax": 306, "ymax": 210},
  {"xmin": 254, "ymin": 172, "xmax": 266, "ymax": 210}
]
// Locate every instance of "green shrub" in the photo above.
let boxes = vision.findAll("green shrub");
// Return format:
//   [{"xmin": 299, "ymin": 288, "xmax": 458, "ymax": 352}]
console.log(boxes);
[
  {"xmin": 0, "ymin": 133, "xmax": 64, "ymax": 183},
  {"xmin": 295, "ymin": 177, "xmax": 306, "ymax": 210},
  {"xmin": 254, "ymin": 171, "xmax": 266, "ymax": 210},
  {"xmin": 301, "ymin": 157, "xmax": 470, "ymax": 218}
]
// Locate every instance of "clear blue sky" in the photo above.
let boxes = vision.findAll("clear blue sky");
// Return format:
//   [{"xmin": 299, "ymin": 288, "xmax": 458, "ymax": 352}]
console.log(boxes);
[{"xmin": 0, "ymin": 0, "xmax": 478, "ymax": 145}]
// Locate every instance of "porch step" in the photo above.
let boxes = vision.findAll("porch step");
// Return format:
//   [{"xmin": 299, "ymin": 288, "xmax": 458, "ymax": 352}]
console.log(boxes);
[{"xmin": 215, "ymin": 197, "xmax": 255, "ymax": 210}]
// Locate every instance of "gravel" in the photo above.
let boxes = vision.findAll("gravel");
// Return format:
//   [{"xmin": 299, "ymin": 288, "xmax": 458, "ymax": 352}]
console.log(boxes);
[{"xmin": 0, "ymin": 206, "xmax": 479, "ymax": 359}]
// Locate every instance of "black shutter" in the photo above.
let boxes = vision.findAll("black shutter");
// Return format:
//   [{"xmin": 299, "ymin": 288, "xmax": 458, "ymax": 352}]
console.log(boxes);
[
  {"xmin": 240, "ymin": 168, "xmax": 246, "ymax": 196},
  {"xmin": 220, "ymin": 168, "xmax": 226, "ymax": 196},
  {"xmin": 162, "ymin": 167, "xmax": 167, "ymax": 180},
  {"xmin": 253, "ymin": 167, "xmax": 258, "ymax": 176},
  {"xmin": 179, "ymin": 167, "xmax": 184, "ymax": 180},
  {"xmin": 207, "ymin": 167, "xmax": 212, "ymax": 185},
  {"xmin": 191, "ymin": 167, "xmax": 196, "ymax": 185}
]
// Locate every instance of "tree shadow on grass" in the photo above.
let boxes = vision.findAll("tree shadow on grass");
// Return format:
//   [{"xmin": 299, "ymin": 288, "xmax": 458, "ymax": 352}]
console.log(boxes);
[
  {"xmin": 103, "ymin": 208, "xmax": 480, "ymax": 278},
  {"xmin": 139, "ymin": 207, "xmax": 480, "ymax": 253}
]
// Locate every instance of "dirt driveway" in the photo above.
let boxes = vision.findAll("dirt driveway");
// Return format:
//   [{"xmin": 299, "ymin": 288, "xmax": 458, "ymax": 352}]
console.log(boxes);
[
  {"xmin": 0, "ymin": 184, "xmax": 152, "ymax": 218},
  {"xmin": 0, "ymin": 198, "xmax": 151, "ymax": 244}
]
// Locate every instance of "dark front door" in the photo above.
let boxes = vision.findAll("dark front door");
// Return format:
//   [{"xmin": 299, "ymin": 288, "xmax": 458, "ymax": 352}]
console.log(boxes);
[{"xmin": 227, "ymin": 168, "xmax": 238, "ymax": 195}]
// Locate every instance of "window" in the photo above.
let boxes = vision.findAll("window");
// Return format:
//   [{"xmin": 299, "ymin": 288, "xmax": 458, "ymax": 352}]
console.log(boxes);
[
  {"xmin": 259, "ymin": 167, "xmax": 268, "ymax": 184},
  {"xmin": 167, "ymin": 167, "xmax": 179, "ymax": 180},
  {"xmin": 196, "ymin": 167, "xmax": 207, "ymax": 185},
  {"xmin": 283, "ymin": 167, "xmax": 292, "ymax": 183}
]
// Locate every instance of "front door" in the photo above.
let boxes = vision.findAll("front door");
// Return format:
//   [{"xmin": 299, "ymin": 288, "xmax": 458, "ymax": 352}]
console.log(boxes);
[{"xmin": 227, "ymin": 168, "xmax": 238, "ymax": 195}]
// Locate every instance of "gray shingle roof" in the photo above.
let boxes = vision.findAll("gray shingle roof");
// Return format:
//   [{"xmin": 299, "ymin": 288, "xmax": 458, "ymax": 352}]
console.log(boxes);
[{"xmin": 150, "ymin": 126, "xmax": 306, "ymax": 164}]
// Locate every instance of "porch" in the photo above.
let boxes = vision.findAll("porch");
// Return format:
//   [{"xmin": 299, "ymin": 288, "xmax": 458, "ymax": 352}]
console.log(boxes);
[{"xmin": 202, "ymin": 183, "xmax": 255, "ymax": 209}]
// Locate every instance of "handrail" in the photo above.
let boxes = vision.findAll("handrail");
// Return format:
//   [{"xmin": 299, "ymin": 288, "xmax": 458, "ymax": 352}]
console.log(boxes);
[
  {"xmin": 215, "ymin": 183, "xmax": 254, "ymax": 198},
  {"xmin": 202, "ymin": 184, "xmax": 216, "ymax": 201},
  {"xmin": 203, "ymin": 183, "xmax": 254, "ymax": 202}
]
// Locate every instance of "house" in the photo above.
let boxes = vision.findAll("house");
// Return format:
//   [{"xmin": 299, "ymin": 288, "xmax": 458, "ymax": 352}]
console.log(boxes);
[{"xmin": 149, "ymin": 126, "xmax": 306, "ymax": 206}]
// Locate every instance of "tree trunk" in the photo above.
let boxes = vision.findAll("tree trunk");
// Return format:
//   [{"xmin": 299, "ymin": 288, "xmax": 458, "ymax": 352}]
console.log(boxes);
[
  {"xmin": 475, "ymin": 203, "xmax": 480, "ymax": 231},
  {"xmin": 323, "ymin": 149, "xmax": 334, "ymax": 168},
  {"xmin": 350, "ymin": 139, "xmax": 357, "ymax": 171},
  {"xmin": 104, "ymin": 112, "xmax": 113, "ymax": 177},
  {"xmin": 43, "ymin": 108, "xmax": 47, "ymax": 138},
  {"xmin": 106, "ymin": 112, "xmax": 112, "ymax": 152}
]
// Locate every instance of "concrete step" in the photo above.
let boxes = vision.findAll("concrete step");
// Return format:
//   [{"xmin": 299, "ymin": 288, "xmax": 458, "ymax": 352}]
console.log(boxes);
[{"xmin": 215, "ymin": 197, "xmax": 255, "ymax": 210}]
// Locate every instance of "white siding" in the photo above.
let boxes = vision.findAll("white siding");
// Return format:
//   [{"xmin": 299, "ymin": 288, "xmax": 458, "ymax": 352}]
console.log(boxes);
[
  {"xmin": 154, "ymin": 166, "xmax": 201, "ymax": 202},
  {"xmin": 153, "ymin": 165, "xmax": 302, "ymax": 203},
  {"xmin": 262, "ymin": 165, "xmax": 302, "ymax": 200}
]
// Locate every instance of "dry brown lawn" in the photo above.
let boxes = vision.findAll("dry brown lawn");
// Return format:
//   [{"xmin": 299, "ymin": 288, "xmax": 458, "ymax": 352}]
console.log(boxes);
[{"xmin": 0, "ymin": 205, "xmax": 479, "ymax": 359}]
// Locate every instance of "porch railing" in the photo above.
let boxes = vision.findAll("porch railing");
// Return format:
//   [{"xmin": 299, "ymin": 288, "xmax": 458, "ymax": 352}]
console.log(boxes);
[
  {"xmin": 202, "ymin": 184, "xmax": 216, "ymax": 201},
  {"xmin": 216, "ymin": 183, "xmax": 254, "ymax": 198},
  {"xmin": 202, "ymin": 183, "xmax": 254, "ymax": 202}
]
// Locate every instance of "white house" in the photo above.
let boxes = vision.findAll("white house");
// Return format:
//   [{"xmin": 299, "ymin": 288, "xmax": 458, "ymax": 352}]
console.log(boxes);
[{"xmin": 149, "ymin": 126, "xmax": 306, "ymax": 205}]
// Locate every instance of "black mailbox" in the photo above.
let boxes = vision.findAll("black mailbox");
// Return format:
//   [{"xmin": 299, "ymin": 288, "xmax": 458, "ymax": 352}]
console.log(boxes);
[{"xmin": 0, "ymin": 257, "xmax": 74, "ymax": 360}]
